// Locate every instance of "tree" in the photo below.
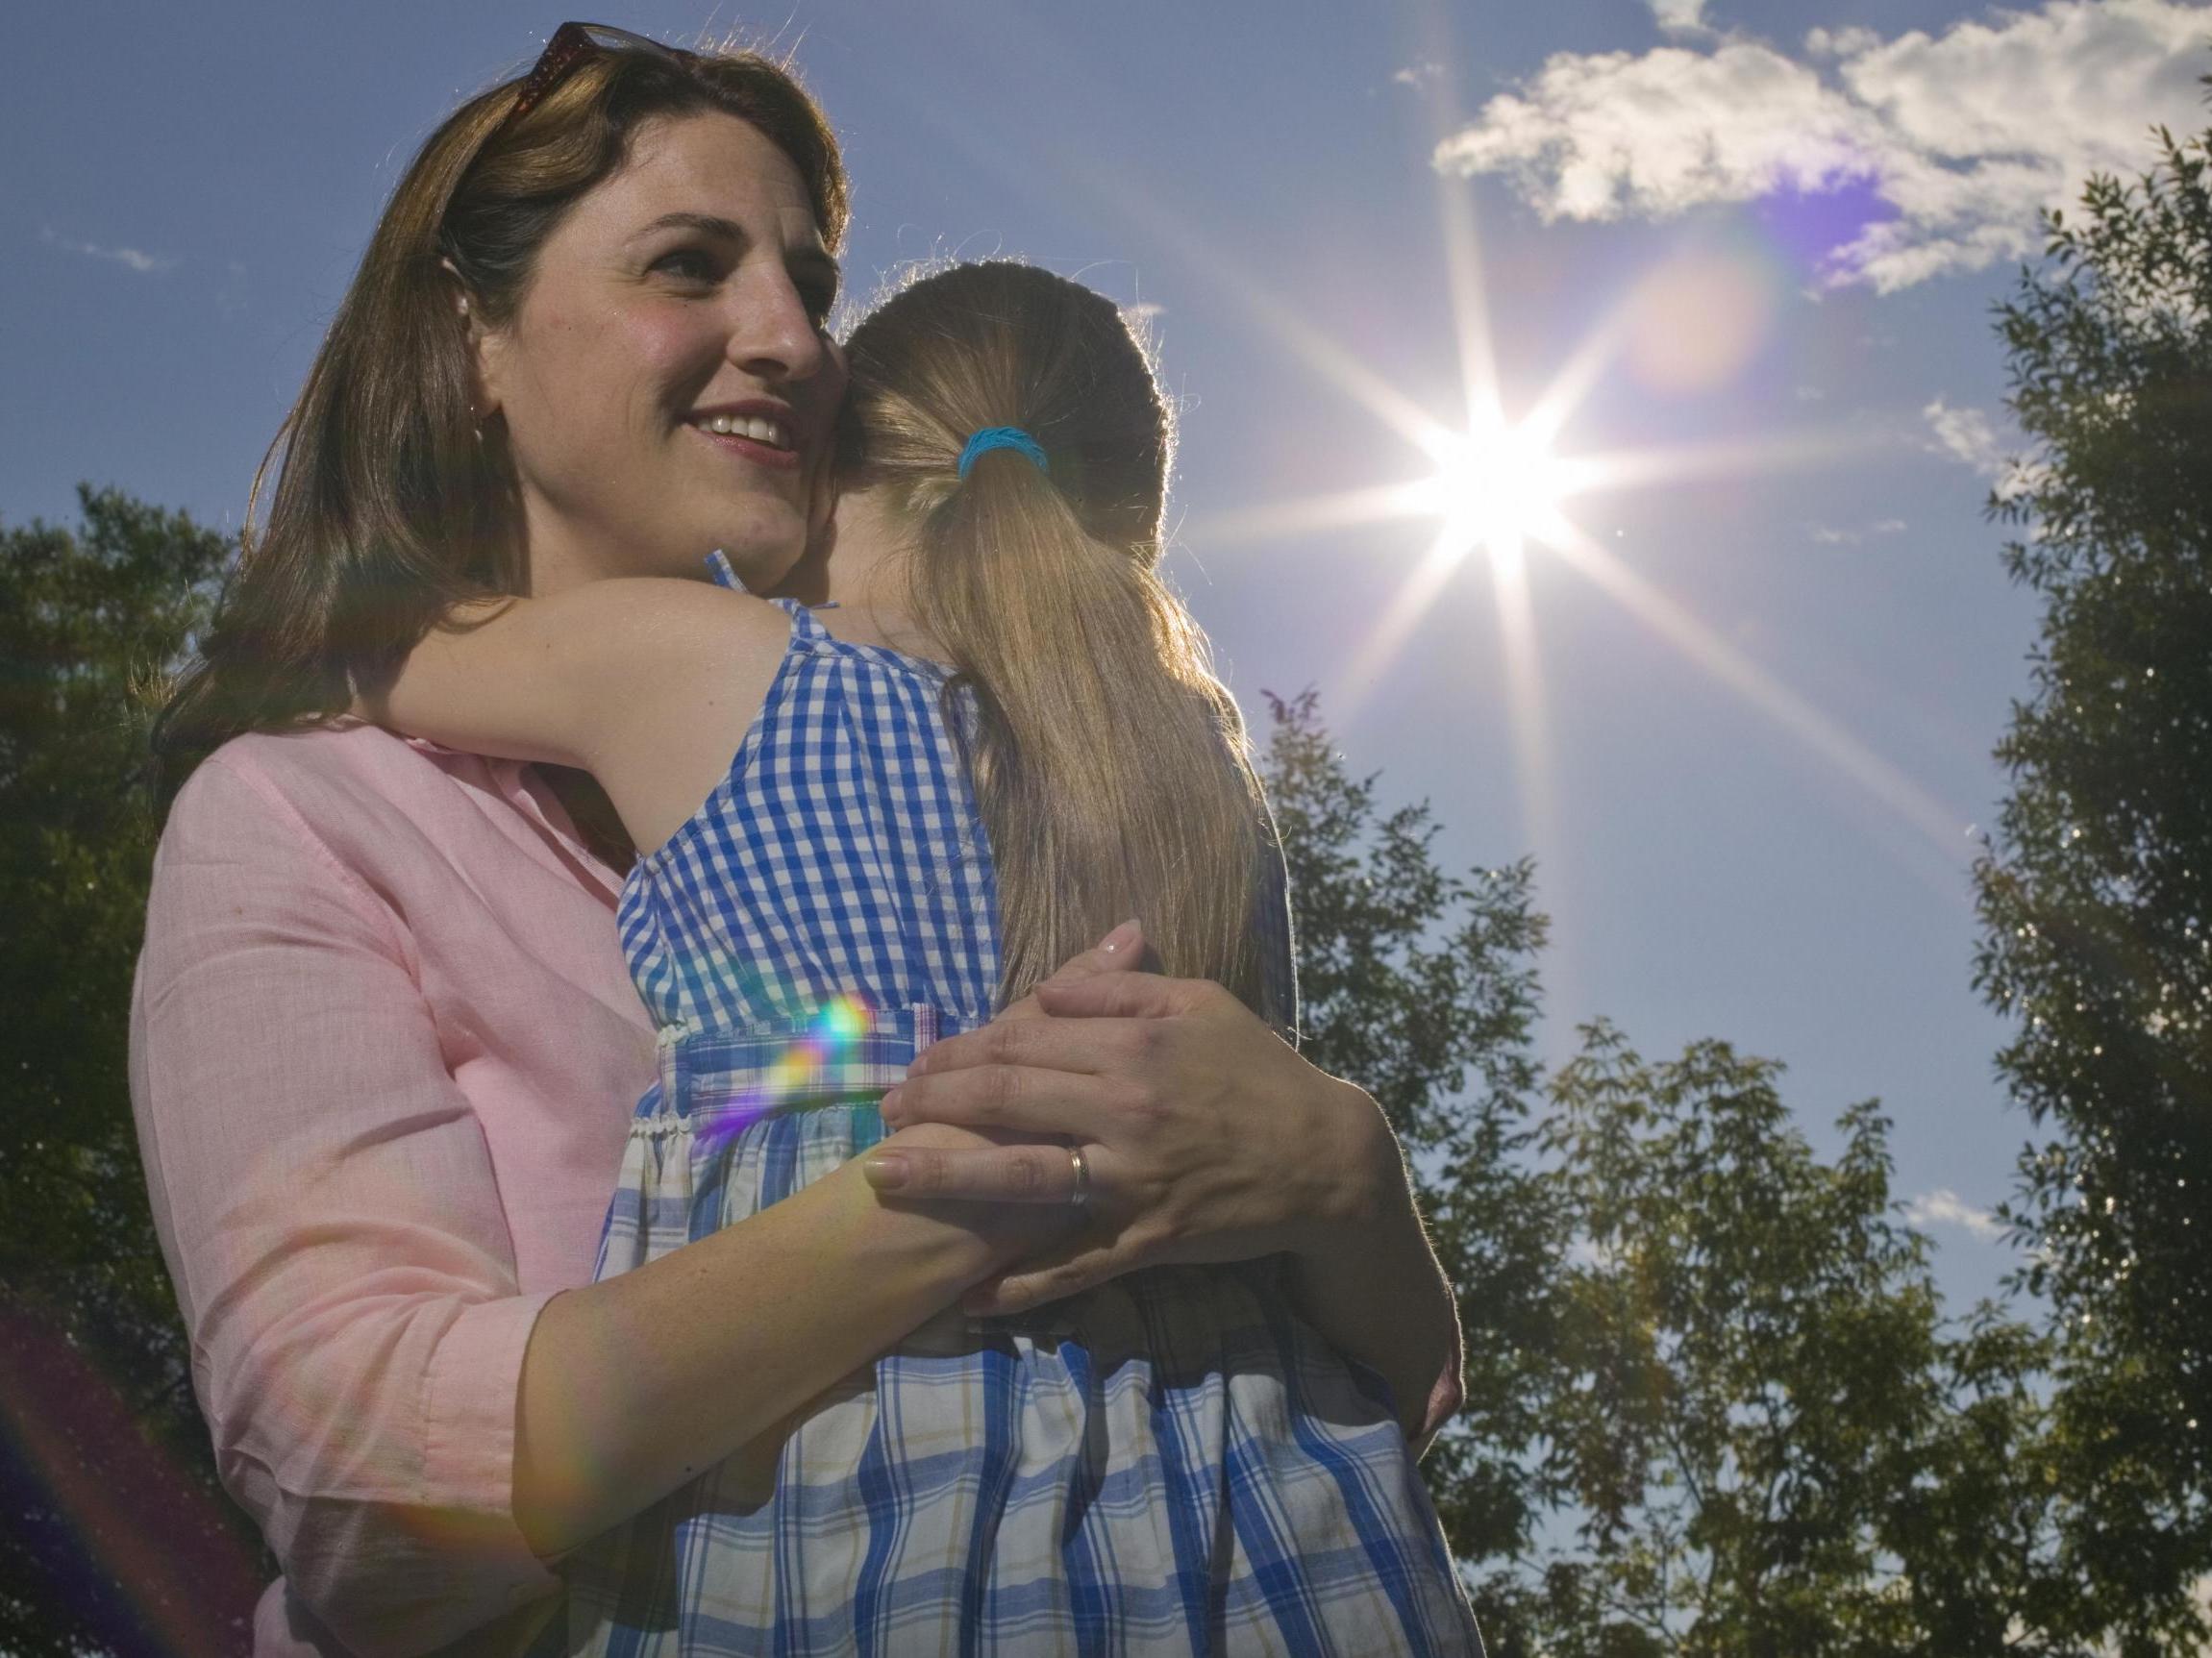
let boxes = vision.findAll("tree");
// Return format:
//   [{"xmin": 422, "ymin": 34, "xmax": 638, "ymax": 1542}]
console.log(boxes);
[
  {"xmin": 1973, "ymin": 106, "xmax": 2212, "ymax": 1609},
  {"xmin": 1524, "ymin": 1028, "xmax": 2113, "ymax": 1656},
  {"xmin": 1, "ymin": 486, "xmax": 266, "ymax": 1656},
  {"xmin": 1258, "ymin": 695, "xmax": 2199, "ymax": 1653}
]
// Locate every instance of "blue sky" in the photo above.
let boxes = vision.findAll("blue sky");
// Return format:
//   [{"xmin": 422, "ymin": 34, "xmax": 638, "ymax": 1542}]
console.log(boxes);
[{"xmin": 10, "ymin": 0, "xmax": 2208, "ymax": 1312}]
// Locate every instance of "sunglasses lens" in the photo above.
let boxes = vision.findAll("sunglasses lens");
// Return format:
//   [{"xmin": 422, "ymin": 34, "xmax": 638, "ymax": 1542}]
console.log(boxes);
[
  {"xmin": 581, "ymin": 24, "xmax": 688, "ymax": 62},
  {"xmin": 502, "ymin": 23, "xmax": 693, "ymax": 133}
]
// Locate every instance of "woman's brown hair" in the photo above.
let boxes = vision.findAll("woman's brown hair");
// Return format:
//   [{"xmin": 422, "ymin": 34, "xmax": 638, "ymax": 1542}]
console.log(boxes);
[
  {"xmin": 149, "ymin": 35, "xmax": 848, "ymax": 811},
  {"xmin": 839, "ymin": 261, "xmax": 1286, "ymax": 1024}
]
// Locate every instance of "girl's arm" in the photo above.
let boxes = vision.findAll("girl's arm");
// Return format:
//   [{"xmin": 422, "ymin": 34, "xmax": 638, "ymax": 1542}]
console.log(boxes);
[{"xmin": 356, "ymin": 578, "xmax": 794, "ymax": 851}]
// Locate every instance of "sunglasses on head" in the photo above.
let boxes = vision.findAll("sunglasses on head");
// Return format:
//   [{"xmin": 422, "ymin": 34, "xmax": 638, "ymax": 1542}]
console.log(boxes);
[{"xmin": 495, "ymin": 21, "xmax": 699, "ymax": 137}]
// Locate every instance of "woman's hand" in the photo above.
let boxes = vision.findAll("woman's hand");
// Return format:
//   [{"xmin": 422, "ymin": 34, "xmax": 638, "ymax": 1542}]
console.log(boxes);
[
  {"xmin": 862, "ymin": 1119, "xmax": 1083, "ymax": 1273},
  {"xmin": 865, "ymin": 928, "xmax": 1398, "ymax": 1316}
]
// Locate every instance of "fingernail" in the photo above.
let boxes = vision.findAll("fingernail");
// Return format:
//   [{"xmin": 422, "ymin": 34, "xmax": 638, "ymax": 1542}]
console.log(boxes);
[
  {"xmin": 1099, "ymin": 919, "xmax": 1141, "ymax": 955},
  {"xmin": 862, "ymin": 1154, "xmax": 908, "ymax": 1191},
  {"xmin": 881, "ymin": 1084, "xmax": 903, "ymax": 1119}
]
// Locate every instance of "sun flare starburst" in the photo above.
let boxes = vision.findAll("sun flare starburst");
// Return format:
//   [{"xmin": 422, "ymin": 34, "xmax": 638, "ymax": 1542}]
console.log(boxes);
[
  {"xmin": 1058, "ymin": 45, "xmax": 1973, "ymax": 903},
  {"xmin": 1404, "ymin": 421, "xmax": 1579, "ymax": 573}
]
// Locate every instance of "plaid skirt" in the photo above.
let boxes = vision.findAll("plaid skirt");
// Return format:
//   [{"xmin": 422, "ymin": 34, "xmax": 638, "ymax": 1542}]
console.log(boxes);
[{"xmin": 535, "ymin": 1009, "xmax": 1484, "ymax": 1657}]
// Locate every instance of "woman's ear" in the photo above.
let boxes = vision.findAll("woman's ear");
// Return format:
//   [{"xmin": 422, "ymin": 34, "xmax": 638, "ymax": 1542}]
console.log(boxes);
[{"xmin": 439, "ymin": 257, "xmax": 501, "ymax": 425}]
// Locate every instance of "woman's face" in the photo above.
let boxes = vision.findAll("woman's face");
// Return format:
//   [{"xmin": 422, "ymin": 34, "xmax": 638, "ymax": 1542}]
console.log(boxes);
[{"xmin": 472, "ymin": 111, "xmax": 844, "ymax": 595}]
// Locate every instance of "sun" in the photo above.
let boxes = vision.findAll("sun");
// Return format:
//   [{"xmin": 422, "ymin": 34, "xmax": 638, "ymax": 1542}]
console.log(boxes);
[{"xmin": 1404, "ymin": 420, "xmax": 1577, "ymax": 572}]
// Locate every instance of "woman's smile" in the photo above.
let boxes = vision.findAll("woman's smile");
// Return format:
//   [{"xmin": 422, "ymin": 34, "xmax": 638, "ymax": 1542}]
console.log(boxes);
[{"xmin": 684, "ymin": 399, "xmax": 802, "ymax": 471}]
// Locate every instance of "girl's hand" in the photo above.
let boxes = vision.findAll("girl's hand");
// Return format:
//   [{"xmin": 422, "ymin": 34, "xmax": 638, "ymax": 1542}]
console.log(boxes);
[{"xmin": 866, "ymin": 928, "xmax": 1398, "ymax": 1316}]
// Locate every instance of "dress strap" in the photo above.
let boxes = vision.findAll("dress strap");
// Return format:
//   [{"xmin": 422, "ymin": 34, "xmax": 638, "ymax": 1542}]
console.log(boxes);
[
  {"xmin": 705, "ymin": 551, "xmax": 826, "ymax": 641},
  {"xmin": 779, "ymin": 596, "xmax": 826, "ymax": 641}
]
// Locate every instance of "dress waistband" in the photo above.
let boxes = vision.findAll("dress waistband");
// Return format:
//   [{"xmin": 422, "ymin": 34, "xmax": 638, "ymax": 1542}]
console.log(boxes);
[{"xmin": 653, "ymin": 1002, "xmax": 960, "ymax": 1122}]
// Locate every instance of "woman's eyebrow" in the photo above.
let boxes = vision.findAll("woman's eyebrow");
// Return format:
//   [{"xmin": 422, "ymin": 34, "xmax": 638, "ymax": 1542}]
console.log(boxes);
[
  {"xmin": 630, "ymin": 213, "xmax": 838, "ymax": 284},
  {"xmin": 630, "ymin": 210, "xmax": 745, "ymax": 243}
]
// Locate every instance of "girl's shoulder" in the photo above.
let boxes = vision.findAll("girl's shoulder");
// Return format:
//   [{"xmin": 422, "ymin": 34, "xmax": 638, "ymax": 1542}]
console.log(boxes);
[{"xmin": 555, "ymin": 576, "xmax": 796, "ymax": 664}]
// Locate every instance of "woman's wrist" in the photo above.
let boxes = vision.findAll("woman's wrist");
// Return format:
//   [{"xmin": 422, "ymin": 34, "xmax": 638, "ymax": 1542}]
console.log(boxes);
[
  {"xmin": 1286, "ymin": 1077, "xmax": 1402, "ymax": 1260},
  {"xmin": 1283, "ymin": 1173, "xmax": 1463, "ymax": 1445}
]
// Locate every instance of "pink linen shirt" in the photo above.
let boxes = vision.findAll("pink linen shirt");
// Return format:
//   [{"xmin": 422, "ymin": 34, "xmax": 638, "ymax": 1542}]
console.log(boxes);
[{"xmin": 129, "ymin": 724, "xmax": 656, "ymax": 1656}]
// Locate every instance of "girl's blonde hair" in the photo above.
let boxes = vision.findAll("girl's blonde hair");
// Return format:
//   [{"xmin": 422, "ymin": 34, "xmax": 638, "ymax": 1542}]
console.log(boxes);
[
  {"xmin": 839, "ymin": 261, "xmax": 1283, "ymax": 1023},
  {"xmin": 152, "ymin": 37, "xmax": 847, "ymax": 810}
]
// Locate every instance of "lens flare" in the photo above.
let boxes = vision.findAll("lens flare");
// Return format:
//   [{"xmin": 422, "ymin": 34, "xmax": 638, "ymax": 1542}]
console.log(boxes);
[
  {"xmin": 1625, "ymin": 247, "xmax": 1780, "ymax": 396},
  {"xmin": 692, "ymin": 994, "xmax": 877, "ymax": 1153},
  {"xmin": 0, "ymin": 1299, "xmax": 264, "ymax": 1655}
]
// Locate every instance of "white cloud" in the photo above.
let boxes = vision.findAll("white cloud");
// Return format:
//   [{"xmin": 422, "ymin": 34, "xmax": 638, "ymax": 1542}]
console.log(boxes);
[
  {"xmin": 1811, "ymin": 517, "xmax": 1907, "ymax": 545},
  {"xmin": 1394, "ymin": 62, "xmax": 1444, "ymax": 88},
  {"xmin": 1433, "ymin": 0, "xmax": 2211, "ymax": 291},
  {"xmin": 40, "ymin": 225, "xmax": 176, "ymax": 275},
  {"xmin": 1903, "ymin": 1187, "xmax": 2005, "ymax": 1240},
  {"xmin": 1804, "ymin": 26, "xmax": 1881, "ymax": 59},
  {"xmin": 1923, "ymin": 397, "xmax": 2005, "ymax": 476},
  {"xmin": 1922, "ymin": 398, "xmax": 2049, "ymax": 500},
  {"xmin": 1652, "ymin": 0, "xmax": 1712, "ymax": 35}
]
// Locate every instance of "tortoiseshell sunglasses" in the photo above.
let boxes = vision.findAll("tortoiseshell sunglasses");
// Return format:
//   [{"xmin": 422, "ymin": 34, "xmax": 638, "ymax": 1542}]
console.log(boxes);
[{"xmin": 495, "ymin": 21, "xmax": 698, "ymax": 136}]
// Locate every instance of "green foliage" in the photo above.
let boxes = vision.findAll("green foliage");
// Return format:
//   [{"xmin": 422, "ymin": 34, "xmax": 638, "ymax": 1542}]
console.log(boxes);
[
  {"xmin": 1259, "ymin": 694, "xmax": 2201, "ymax": 1652},
  {"xmin": 1975, "ymin": 111, "xmax": 2212, "ymax": 1606},
  {"xmin": 1527, "ymin": 1030, "xmax": 2108, "ymax": 1655},
  {"xmin": 0, "ymin": 486, "xmax": 265, "ymax": 1655}
]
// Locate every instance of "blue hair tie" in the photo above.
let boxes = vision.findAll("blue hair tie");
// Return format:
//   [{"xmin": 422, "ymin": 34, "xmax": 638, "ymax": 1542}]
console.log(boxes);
[{"xmin": 957, "ymin": 426, "xmax": 1049, "ymax": 482}]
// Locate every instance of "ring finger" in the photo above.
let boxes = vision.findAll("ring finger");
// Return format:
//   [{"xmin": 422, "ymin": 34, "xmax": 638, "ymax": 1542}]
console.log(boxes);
[{"xmin": 862, "ymin": 1136, "xmax": 1104, "ymax": 1205}]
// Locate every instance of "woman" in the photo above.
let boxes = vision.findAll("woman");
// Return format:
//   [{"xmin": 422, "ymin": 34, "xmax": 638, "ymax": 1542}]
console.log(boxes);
[{"xmin": 131, "ymin": 25, "xmax": 1470, "ymax": 1656}]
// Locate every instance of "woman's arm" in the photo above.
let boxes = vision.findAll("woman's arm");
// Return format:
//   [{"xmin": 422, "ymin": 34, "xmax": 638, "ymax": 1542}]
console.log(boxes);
[
  {"xmin": 131, "ymin": 753, "xmax": 1058, "ymax": 1654},
  {"xmin": 512, "ymin": 1121, "xmax": 1061, "ymax": 1555},
  {"xmin": 873, "ymin": 960, "xmax": 1466, "ymax": 1452},
  {"xmin": 1280, "ymin": 1128, "xmax": 1466, "ymax": 1456}
]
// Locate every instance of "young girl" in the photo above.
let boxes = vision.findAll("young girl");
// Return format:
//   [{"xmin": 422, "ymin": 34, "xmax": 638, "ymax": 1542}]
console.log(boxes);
[{"xmin": 364, "ymin": 260, "xmax": 1479, "ymax": 1655}]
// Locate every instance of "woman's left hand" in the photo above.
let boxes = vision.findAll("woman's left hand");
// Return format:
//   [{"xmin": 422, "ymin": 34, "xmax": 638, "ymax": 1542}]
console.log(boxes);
[{"xmin": 867, "ymin": 944, "xmax": 1397, "ymax": 1316}]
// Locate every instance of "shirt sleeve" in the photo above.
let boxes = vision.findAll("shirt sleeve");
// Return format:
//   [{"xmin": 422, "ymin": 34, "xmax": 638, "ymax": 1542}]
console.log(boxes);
[
  {"xmin": 130, "ymin": 752, "xmax": 563, "ymax": 1657},
  {"xmin": 1253, "ymin": 823, "xmax": 1301, "ymax": 1048}
]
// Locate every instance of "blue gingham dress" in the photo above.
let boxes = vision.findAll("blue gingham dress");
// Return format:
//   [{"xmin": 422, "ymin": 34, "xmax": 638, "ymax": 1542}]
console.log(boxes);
[{"xmin": 540, "ymin": 581, "xmax": 1484, "ymax": 1656}]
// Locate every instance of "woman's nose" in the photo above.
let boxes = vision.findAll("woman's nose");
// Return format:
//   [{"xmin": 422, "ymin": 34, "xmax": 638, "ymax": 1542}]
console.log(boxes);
[{"xmin": 725, "ymin": 268, "xmax": 829, "ymax": 384}]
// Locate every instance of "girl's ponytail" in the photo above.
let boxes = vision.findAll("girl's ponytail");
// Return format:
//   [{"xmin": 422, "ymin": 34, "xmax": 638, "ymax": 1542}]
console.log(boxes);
[{"xmin": 840, "ymin": 262, "xmax": 1280, "ymax": 1020}]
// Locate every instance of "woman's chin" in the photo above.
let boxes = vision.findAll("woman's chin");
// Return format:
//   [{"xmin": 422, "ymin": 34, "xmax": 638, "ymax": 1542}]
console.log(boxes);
[
  {"xmin": 666, "ymin": 499, "xmax": 806, "ymax": 582},
  {"xmin": 701, "ymin": 521, "xmax": 808, "ymax": 588}
]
